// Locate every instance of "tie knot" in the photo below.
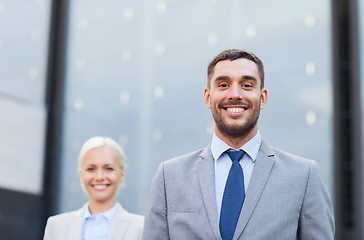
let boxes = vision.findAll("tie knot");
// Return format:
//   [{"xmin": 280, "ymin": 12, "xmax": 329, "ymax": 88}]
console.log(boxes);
[{"xmin": 227, "ymin": 149, "xmax": 244, "ymax": 162}]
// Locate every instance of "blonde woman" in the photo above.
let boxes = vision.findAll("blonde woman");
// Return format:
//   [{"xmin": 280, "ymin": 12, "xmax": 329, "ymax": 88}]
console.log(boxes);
[{"xmin": 43, "ymin": 137, "xmax": 143, "ymax": 240}]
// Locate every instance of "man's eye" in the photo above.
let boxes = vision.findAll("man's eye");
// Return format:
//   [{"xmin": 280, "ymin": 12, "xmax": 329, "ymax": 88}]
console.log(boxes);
[
  {"xmin": 87, "ymin": 168, "xmax": 95, "ymax": 171},
  {"xmin": 106, "ymin": 167, "xmax": 114, "ymax": 171},
  {"xmin": 219, "ymin": 83, "xmax": 228, "ymax": 88},
  {"xmin": 243, "ymin": 84, "xmax": 253, "ymax": 88}
]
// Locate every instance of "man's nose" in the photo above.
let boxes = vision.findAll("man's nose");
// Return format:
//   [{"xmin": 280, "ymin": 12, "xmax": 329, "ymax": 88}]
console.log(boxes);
[{"xmin": 228, "ymin": 84, "xmax": 242, "ymax": 99}]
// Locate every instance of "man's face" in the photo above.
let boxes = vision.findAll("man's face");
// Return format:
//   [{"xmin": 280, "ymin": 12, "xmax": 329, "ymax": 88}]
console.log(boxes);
[{"xmin": 204, "ymin": 58, "xmax": 267, "ymax": 141}]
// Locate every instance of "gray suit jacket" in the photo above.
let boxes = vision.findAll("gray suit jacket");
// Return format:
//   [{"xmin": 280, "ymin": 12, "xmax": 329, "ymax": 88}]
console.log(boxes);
[
  {"xmin": 143, "ymin": 141, "xmax": 334, "ymax": 239},
  {"xmin": 43, "ymin": 202, "xmax": 144, "ymax": 240}
]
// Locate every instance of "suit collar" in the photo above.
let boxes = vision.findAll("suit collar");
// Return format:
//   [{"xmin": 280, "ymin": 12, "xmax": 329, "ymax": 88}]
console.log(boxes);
[
  {"xmin": 234, "ymin": 140, "xmax": 275, "ymax": 239},
  {"xmin": 68, "ymin": 204, "xmax": 88, "ymax": 239},
  {"xmin": 67, "ymin": 203, "xmax": 128, "ymax": 240},
  {"xmin": 108, "ymin": 203, "xmax": 129, "ymax": 240},
  {"xmin": 211, "ymin": 132, "xmax": 262, "ymax": 163},
  {"xmin": 84, "ymin": 202, "xmax": 118, "ymax": 224},
  {"xmin": 198, "ymin": 140, "xmax": 276, "ymax": 240}
]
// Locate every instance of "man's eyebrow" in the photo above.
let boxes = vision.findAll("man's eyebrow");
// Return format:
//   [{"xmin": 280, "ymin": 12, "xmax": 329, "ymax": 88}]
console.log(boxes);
[
  {"xmin": 242, "ymin": 75, "xmax": 257, "ymax": 81},
  {"xmin": 213, "ymin": 75, "xmax": 230, "ymax": 81},
  {"xmin": 213, "ymin": 74, "xmax": 258, "ymax": 82}
]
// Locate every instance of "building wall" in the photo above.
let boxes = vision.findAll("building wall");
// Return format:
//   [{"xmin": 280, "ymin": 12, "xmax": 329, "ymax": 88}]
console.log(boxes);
[
  {"xmin": 0, "ymin": 1, "xmax": 51, "ymax": 239},
  {"xmin": 58, "ymin": 0, "xmax": 333, "ymax": 216},
  {"xmin": 0, "ymin": 0, "xmax": 346, "ymax": 239}
]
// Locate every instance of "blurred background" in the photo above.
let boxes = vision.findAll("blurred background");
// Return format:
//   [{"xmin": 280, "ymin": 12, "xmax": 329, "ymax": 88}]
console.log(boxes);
[{"xmin": 0, "ymin": 0, "xmax": 362, "ymax": 239}]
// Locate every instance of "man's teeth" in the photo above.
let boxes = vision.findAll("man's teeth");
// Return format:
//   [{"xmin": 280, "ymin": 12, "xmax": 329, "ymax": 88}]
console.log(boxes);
[
  {"xmin": 227, "ymin": 108, "xmax": 244, "ymax": 113},
  {"xmin": 94, "ymin": 185, "xmax": 107, "ymax": 190}
]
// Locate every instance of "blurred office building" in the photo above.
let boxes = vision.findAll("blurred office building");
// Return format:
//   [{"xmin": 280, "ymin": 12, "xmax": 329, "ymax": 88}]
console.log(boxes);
[{"xmin": 0, "ymin": 0, "xmax": 363, "ymax": 239}]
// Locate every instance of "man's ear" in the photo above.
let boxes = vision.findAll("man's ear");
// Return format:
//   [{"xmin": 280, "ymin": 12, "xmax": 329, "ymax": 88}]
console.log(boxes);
[
  {"xmin": 260, "ymin": 88, "xmax": 268, "ymax": 110},
  {"xmin": 204, "ymin": 87, "xmax": 211, "ymax": 109}
]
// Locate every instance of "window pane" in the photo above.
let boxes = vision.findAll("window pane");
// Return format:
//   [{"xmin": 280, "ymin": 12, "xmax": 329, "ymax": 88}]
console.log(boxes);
[{"xmin": 58, "ymin": 0, "xmax": 333, "ymax": 215}]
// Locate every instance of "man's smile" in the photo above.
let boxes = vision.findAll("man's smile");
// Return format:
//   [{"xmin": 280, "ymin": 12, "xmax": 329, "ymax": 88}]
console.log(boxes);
[{"xmin": 225, "ymin": 107, "xmax": 246, "ymax": 113}]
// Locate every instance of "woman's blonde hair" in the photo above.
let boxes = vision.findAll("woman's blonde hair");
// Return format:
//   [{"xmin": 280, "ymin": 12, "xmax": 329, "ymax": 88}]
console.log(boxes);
[{"xmin": 78, "ymin": 136, "xmax": 126, "ymax": 172}]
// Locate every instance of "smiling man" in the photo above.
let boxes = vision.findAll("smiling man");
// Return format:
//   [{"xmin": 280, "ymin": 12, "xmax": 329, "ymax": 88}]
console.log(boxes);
[
  {"xmin": 205, "ymin": 56, "xmax": 267, "ymax": 149},
  {"xmin": 142, "ymin": 49, "xmax": 335, "ymax": 240}
]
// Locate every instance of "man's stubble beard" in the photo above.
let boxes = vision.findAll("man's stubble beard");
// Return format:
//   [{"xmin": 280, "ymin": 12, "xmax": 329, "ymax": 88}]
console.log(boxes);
[{"xmin": 211, "ymin": 102, "xmax": 261, "ymax": 139}]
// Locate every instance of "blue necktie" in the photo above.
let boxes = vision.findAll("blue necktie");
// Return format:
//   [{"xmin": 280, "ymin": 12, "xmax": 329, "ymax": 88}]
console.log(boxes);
[{"xmin": 219, "ymin": 149, "xmax": 245, "ymax": 240}]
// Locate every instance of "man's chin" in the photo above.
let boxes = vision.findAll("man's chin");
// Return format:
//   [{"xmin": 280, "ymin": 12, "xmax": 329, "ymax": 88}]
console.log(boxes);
[
  {"xmin": 219, "ymin": 126, "xmax": 248, "ymax": 137},
  {"xmin": 216, "ymin": 121, "xmax": 257, "ymax": 138}
]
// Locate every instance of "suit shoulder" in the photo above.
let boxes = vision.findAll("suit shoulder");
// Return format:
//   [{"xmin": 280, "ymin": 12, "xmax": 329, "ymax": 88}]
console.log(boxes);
[
  {"xmin": 267, "ymin": 147, "xmax": 323, "ymax": 182},
  {"xmin": 271, "ymin": 147, "xmax": 318, "ymax": 169},
  {"xmin": 116, "ymin": 203, "xmax": 144, "ymax": 225},
  {"xmin": 48, "ymin": 209, "xmax": 79, "ymax": 221},
  {"xmin": 127, "ymin": 212, "xmax": 144, "ymax": 223},
  {"xmin": 163, "ymin": 148, "xmax": 205, "ymax": 167},
  {"xmin": 46, "ymin": 207, "xmax": 83, "ymax": 227}
]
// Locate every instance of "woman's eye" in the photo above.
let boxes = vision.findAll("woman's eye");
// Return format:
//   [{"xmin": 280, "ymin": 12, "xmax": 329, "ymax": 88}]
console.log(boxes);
[
  {"xmin": 87, "ymin": 168, "xmax": 95, "ymax": 171},
  {"xmin": 106, "ymin": 167, "xmax": 114, "ymax": 171}
]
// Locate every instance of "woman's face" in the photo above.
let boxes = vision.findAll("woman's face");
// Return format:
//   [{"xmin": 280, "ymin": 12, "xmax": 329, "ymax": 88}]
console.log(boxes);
[{"xmin": 79, "ymin": 146, "xmax": 124, "ymax": 205}]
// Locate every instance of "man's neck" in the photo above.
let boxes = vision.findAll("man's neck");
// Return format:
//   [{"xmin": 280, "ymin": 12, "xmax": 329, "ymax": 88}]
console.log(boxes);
[{"xmin": 215, "ymin": 129, "xmax": 258, "ymax": 149}]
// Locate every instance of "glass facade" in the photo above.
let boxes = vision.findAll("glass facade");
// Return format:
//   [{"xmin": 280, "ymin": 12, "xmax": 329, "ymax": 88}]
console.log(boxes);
[
  {"xmin": 0, "ymin": 0, "xmax": 50, "ymax": 194},
  {"xmin": 10, "ymin": 0, "xmax": 364, "ymax": 239},
  {"xmin": 58, "ymin": 0, "xmax": 333, "ymax": 215},
  {"xmin": 0, "ymin": 1, "xmax": 51, "ymax": 239}
]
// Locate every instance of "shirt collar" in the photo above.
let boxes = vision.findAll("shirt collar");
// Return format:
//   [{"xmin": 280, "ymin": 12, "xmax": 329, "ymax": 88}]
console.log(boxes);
[
  {"xmin": 84, "ymin": 202, "xmax": 118, "ymax": 223},
  {"xmin": 211, "ymin": 131, "xmax": 261, "ymax": 162}
]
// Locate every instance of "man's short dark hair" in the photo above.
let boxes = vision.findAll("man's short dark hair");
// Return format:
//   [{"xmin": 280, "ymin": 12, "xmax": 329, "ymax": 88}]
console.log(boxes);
[{"xmin": 207, "ymin": 49, "xmax": 265, "ymax": 89}]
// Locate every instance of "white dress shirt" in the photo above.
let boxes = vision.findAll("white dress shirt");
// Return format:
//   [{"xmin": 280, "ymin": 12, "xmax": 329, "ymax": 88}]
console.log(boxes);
[{"xmin": 211, "ymin": 132, "xmax": 261, "ymax": 218}]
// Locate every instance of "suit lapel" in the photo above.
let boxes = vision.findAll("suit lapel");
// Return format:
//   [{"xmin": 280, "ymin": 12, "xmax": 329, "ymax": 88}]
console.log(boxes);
[
  {"xmin": 197, "ymin": 144, "xmax": 221, "ymax": 240},
  {"xmin": 234, "ymin": 141, "xmax": 275, "ymax": 239},
  {"xmin": 69, "ymin": 204, "xmax": 87, "ymax": 239},
  {"xmin": 108, "ymin": 203, "xmax": 128, "ymax": 240}
]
